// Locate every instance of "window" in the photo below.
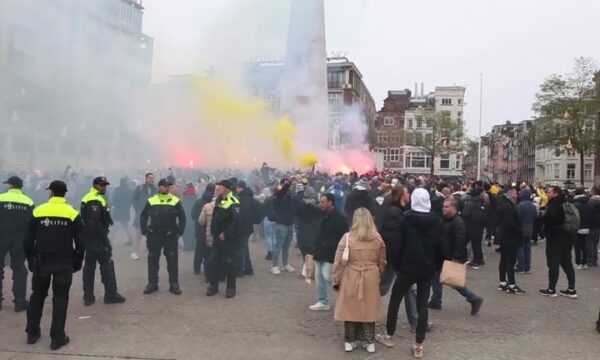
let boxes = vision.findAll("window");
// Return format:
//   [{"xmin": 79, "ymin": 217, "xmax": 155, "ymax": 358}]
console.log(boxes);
[
  {"xmin": 457, "ymin": 111, "xmax": 463, "ymax": 120},
  {"xmin": 585, "ymin": 163, "xmax": 593, "ymax": 180},
  {"xmin": 389, "ymin": 148, "xmax": 400, "ymax": 162},
  {"xmin": 377, "ymin": 148, "xmax": 388, "ymax": 162},
  {"xmin": 440, "ymin": 110, "xmax": 451, "ymax": 118},
  {"xmin": 441, "ymin": 98, "xmax": 452, "ymax": 105},
  {"xmin": 406, "ymin": 152, "xmax": 430, "ymax": 168},
  {"xmin": 327, "ymin": 71, "xmax": 345, "ymax": 88},
  {"xmin": 416, "ymin": 116, "xmax": 423, "ymax": 128},
  {"xmin": 567, "ymin": 149, "xmax": 576, "ymax": 157},
  {"xmin": 440, "ymin": 154, "xmax": 450, "ymax": 169},
  {"xmin": 119, "ymin": 5, "xmax": 133, "ymax": 26},
  {"xmin": 328, "ymin": 93, "xmax": 343, "ymax": 113},
  {"xmin": 458, "ymin": 98, "xmax": 463, "ymax": 105},
  {"xmin": 389, "ymin": 133, "xmax": 400, "ymax": 143},
  {"xmin": 456, "ymin": 158, "xmax": 460, "ymax": 169},
  {"xmin": 407, "ymin": 117, "xmax": 414, "ymax": 129},
  {"xmin": 425, "ymin": 133, "xmax": 433, "ymax": 144},
  {"xmin": 377, "ymin": 132, "xmax": 388, "ymax": 143},
  {"xmin": 554, "ymin": 164, "xmax": 560, "ymax": 179},
  {"xmin": 383, "ymin": 116, "xmax": 394, "ymax": 126},
  {"xmin": 567, "ymin": 164, "xmax": 576, "ymax": 179}
]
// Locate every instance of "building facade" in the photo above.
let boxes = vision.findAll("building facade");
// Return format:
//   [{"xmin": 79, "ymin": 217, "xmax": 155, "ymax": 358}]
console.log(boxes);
[
  {"xmin": 535, "ymin": 148, "xmax": 595, "ymax": 187},
  {"xmin": 372, "ymin": 90, "xmax": 412, "ymax": 169},
  {"xmin": 0, "ymin": 0, "xmax": 153, "ymax": 170}
]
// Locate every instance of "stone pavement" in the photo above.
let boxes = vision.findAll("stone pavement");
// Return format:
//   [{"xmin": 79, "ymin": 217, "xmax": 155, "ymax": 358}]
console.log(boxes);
[{"xmin": 1, "ymin": 233, "xmax": 600, "ymax": 360}]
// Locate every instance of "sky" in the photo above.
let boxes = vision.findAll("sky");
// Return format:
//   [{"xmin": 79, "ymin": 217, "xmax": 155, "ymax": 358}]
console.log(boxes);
[{"xmin": 142, "ymin": 0, "xmax": 600, "ymax": 138}]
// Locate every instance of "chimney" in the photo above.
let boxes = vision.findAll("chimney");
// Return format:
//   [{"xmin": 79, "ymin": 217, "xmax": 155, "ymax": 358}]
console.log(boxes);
[
  {"xmin": 421, "ymin": 82, "xmax": 424, "ymax": 97},
  {"xmin": 415, "ymin": 83, "xmax": 418, "ymax": 98}
]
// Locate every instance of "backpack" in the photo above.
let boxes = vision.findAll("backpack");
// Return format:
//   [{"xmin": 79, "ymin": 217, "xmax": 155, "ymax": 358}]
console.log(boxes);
[
  {"xmin": 563, "ymin": 202, "xmax": 580, "ymax": 232},
  {"xmin": 251, "ymin": 198, "xmax": 266, "ymax": 225}
]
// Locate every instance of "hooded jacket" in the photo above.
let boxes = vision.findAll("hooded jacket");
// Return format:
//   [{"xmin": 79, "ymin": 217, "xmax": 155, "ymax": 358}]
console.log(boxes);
[
  {"xmin": 516, "ymin": 188, "xmax": 537, "ymax": 238},
  {"xmin": 588, "ymin": 195, "xmax": 600, "ymax": 230},
  {"xmin": 496, "ymin": 194, "xmax": 522, "ymax": 248},
  {"xmin": 462, "ymin": 192, "xmax": 488, "ymax": 237},
  {"xmin": 293, "ymin": 191, "xmax": 321, "ymax": 250},
  {"xmin": 345, "ymin": 189, "xmax": 375, "ymax": 225},
  {"xmin": 544, "ymin": 195, "xmax": 565, "ymax": 232},
  {"xmin": 237, "ymin": 188, "xmax": 256, "ymax": 237},
  {"xmin": 442, "ymin": 213, "xmax": 467, "ymax": 262},
  {"xmin": 573, "ymin": 194, "xmax": 590, "ymax": 230},
  {"xmin": 313, "ymin": 208, "xmax": 348, "ymax": 263},
  {"xmin": 379, "ymin": 204, "xmax": 405, "ymax": 271},
  {"xmin": 397, "ymin": 210, "xmax": 443, "ymax": 279}
]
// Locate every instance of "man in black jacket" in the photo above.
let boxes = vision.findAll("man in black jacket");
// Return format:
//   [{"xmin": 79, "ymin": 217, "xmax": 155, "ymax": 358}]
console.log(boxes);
[
  {"xmin": 462, "ymin": 188, "xmax": 488, "ymax": 268},
  {"xmin": 235, "ymin": 181, "xmax": 255, "ymax": 277},
  {"xmin": 572, "ymin": 187, "xmax": 590, "ymax": 269},
  {"xmin": 270, "ymin": 179, "xmax": 295, "ymax": 275},
  {"xmin": 496, "ymin": 185, "xmax": 525, "ymax": 294},
  {"xmin": 309, "ymin": 193, "xmax": 348, "ymax": 311},
  {"xmin": 587, "ymin": 186, "xmax": 600, "ymax": 267},
  {"xmin": 344, "ymin": 178, "xmax": 375, "ymax": 225},
  {"xmin": 539, "ymin": 186, "xmax": 577, "ymax": 298},
  {"xmin": 429, "ymin": 199, "xmax": 483, "ymax": 315}
]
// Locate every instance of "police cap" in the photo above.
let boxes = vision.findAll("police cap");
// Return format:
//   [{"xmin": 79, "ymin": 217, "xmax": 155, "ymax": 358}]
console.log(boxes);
[
  {"xmin": 157, "ymin": 178, "xmax": 173, "ymax": 187},
  {"xmin": 46, "ymin": 180, "xmax": 68, "ymax": 194},
  {"xmin": 93, "ymin": 176, "xmax": 110, "ymax": 186},
  {"xmin": 3, "ymin": 176, "xmax": 23, "ymax": 189},
  {"xmin": 217, "ymin": 179, "xmax": 232, "ymax": 190}
]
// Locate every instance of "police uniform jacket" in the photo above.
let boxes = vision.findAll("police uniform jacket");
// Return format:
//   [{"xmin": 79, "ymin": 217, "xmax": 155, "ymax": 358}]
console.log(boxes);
[
  {"xmin": 210, "ymin": 192, "xmax": 241, "ymax": 242},
  {"xmin": 81, "ymin": 188, "xmax": 112, "ymax": 248},
  {"xmin": 140, "ymin": 193, "xmax": 186, "ymax": 236},
  {"xmin": 0, "ymin": 189, "xmax": 34, "ymax": 242},
  {"xmin": 25, "ymin": 197, "xmax": 84, "ymax": 272}
]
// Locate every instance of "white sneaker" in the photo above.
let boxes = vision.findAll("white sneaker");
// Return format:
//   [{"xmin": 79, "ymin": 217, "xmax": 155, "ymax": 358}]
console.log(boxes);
[
  {"xmin": 575, "ymin": 264, "xmax": 583, "ymax": 270},
  {"xmin": 365, "ymin": 343, "xmax": 375, "ymax": 353},
  {"xmin": 344, "ymin": 342, "xmax": 354, "ymax": 352},
  {"xmin": 281, "ymin": 264, "xmax": 295, "ymax": 273},
  {"xmin": 130, "ymin": 252, "xmax": 139, "ymax": 260},
  {"xmin": 309, "ymin": 302, "xmax": 330, "ymax": 311},
  {"xmin": 271, "ymin": 266, "xmax": 281, "ymax": 275}
]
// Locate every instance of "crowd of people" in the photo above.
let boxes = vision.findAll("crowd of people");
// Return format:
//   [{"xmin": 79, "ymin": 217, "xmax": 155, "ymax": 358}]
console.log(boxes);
[{"xmin": 1, "ymin": 164, "xmax": 600, "ymax": 357}]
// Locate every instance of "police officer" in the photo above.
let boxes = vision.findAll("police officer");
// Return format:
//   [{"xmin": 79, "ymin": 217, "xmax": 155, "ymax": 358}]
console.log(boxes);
[
  {"xmin": 25, "ymin": 180, "xmax": 84, "ymax": 350},
  {"xmin": 206, "ymin": 179, "xmax": 241, "ymax": 299},
  {"xmin": 140, "ymin": 178, "xmax": 186, "ymax": 295},
  {"xmin": 81, "ymin": 177, "xmax": 126, "ymax": 306},
  {"xmin": 0, "ymin": 176, "xmax": 34, "ymax": 312}
]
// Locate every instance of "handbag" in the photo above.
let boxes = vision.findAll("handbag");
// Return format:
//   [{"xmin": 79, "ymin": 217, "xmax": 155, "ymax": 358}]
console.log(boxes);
[
  {"xmin": 341, "ymin": 233, "xmax": 350, "ymax": 265},
  {"xmin": 440, "ymin": 260, "xmax": 467, "ymax": 288}
]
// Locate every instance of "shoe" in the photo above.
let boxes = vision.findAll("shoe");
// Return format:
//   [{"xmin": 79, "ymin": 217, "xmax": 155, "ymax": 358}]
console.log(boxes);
[
  {"xmin": 83, "ymin": 296, "xmax": 96, "ymax": 306},
  {"xmin": 362, "ymin": 342, "xmax": 375, "ymax": 353},
  {"xmin": 375, "ymin": 334, "xmax": 394, "ymax": 348},
  {"xmin": 27, "ymin": 333, "xmax": 40, "ymax": 345},
  {"xmin": 525, "ymin": 270, "xmax": 532, "ymax": 274},
  {"xmin": 486, "ymin": 240, "xmax": 492, "ymax": 247},
  {"xmin": 244, "ymin": 269, "xmax": 254, "ymax": 276},
  {"xmin": 428, "ymin": 301, "xmax": 441, "ymax": 310},
  {"xmin": 281, "ymin": 264, "xmax": 295, "ymax": 273},
  {"xmin": 413, "ymin": 343, "xmax": 424, "ymax": 359},
  {"xmin": 469, "ymin": 263, "xmax": 480, "ymax": 270},
  {"xmin": 497, "ymin": 283, "xmax": 508, "ymax": 292},
  {"xmin": 538, "ymin": 288, "xmax": 557, "ymax": 298},
  {"xmin": 169, "ymin": 284, "xmax": 182, "ymax": 295},
  {"xmin": 265, "ymin": 252, "xmax": 272, "ymax": 261},
  {"xmin": 470, "ymin": 298, "xmax": 483, "ymax": 316},
  {"xmin": 559, "ymin": 289, "xmax": 578, "ymax": 299},
  {"xmin": 308, "ymin": 302, "xmax": 330, "ymax": 311},
  {"xmin": 344, "ymin": 342, "xmax": 354, "ymax": 352},
  {"xmin": 583, "ymin": 264, "xmax": 590, "ymax": 269},
  {"xmin": 50, "ymin": 335, "xmax": 70, "ymax": 351},
  {"xmin": 104, "ymin": 293, "xmax": 126, "ymax": 304},
  {"xmin": 130, "ymin": 252, "xmax": 139, "ymax": 260},
  {"xmin": 225, "ymin": 288, "xmax": 236, "ymax": 299},
  {"xmin": 506, "ymin": 285, "xmax": 525, "ymax": 294},
  {"xmin": 143, "ymin": 284, "xmax": 158, "ymax": 295},
  {"xmin": 575, "ymin": 264, "xmax": 583, "ymax": 270},
  {"xmin": 206, "ymin": 285, "xmax": 219, "ymax": 297},
  {"xmin": 14, "ymin": 300, "xmax": 29, "ymax": 313},
  {"xmin": 270, "ymin": 266, "xmax": 281, "ymax": 275}
]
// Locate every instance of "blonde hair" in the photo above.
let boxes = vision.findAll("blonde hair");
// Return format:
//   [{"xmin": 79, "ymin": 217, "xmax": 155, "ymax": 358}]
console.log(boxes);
[{"xmin": 349, "ymin": 208, "xmax": 379, "ymax": 242}]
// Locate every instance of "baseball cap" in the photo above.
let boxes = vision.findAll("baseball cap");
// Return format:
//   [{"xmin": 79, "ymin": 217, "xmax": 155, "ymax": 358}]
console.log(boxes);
[
  {"xmin": 217, "ymin": 179, "xmax": 232, "ymax": 190},
  {"xmin": 93, "ymin": 176, "xmax": 110, "ymax": 186},
  {"xmin": 157, "ymin": 178, "xmax": 173, "ymax": 187},
  {"xmin": 46, "ymin": 180, "xmax": 68, "ymax": 194},
  {"xmin": 4, "ymin": 176, "xmax": 23, "ymax": 189}
]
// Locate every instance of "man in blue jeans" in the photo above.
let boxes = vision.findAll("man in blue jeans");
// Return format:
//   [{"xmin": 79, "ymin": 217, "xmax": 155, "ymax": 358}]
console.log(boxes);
[
  {"xmin": 270, "ymin": 179, "xmax": 295, "ymax": 275},
  {"xmin": 309, "ymin": 193, "xmax": 348, "ymax": 310},
  {"xmin": 429, "ymin": 199, "xmax": 483, "ymax": 316}
]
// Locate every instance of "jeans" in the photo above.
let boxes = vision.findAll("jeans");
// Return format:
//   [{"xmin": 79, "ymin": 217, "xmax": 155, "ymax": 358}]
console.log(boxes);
[
  {"xmin": 499, "ymin": 245, "xmax": 518, "ymax": 285},
  {"xmin": 263, "ymin": 219, "xmax": 275, "ymax": 253},
  {"xmin": 516, "ymin": 235, "xmax": 532, "ymax": 272},
  {"xmin": 272, "ymin": 224, "xmax": 293, "ymax": 267},
  {"xmin": 430, "ymin": 270, "xmax": 480, "ymax": 305},
  {"xmin": 574, "ymin": 233, "xmax": 587, "ymax": 266},
  {"xmin": 236, "ymin": 234, "xmax": 253, "ymax": 274},
  {"xmin": 315, "ymin": 261, "xmax": 332, "ymax": 305},
  {"xmin": 546, "ymin": 238, "xmax": 576, "ymax": 290},
  {"xmin": 386, "ymin": 273, "xmax": 428, "ymax": 343},
  {"xmin": 586, "ymin": 229, "xmax": 600, "ymax": 266}
]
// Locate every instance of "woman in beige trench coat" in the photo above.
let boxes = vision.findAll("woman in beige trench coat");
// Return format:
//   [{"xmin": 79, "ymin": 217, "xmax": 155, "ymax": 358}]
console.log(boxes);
[{"xmin": 332, "ymin": 208, "xmax": 386, "ymax": 353}]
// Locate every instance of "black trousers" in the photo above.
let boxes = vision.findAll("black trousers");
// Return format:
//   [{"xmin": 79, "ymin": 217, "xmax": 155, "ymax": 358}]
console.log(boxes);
[
  {"xmin": 193, "ymin": 233, "xmax": 210, "ymax": 274},
  {"xmin": 82, "ymin": 246, "xmax": 118, "ymax": 300},
  {"xmin": 574, "ymin": 233, "xmax": 587, "ymax": 266},
  {"xmin": 0, "ymin": 239, "xmax": 28, "ymax": 304},
  {"xmin": 468, "ymin": 231, "xmax": 484, "ymax": 264},
  {"xmin": 147, "ymin": 233, "xmax": 179, "ymax": 286},
  {"xmin": 546, "ymin": 238, "xmax": 576, "ymax": 290},
  {"xmin": 26, "ymin": 269, "xmax": 73, "ymax": 340},
  {"xmin": 206, "ymin": 240, "xmax": 237, "ymax": 290},
  {"xmin": 236, "ymin": 234, "xmax": 253, "ymax": 274},
  {"xmin": 499, "ymin": 245, "xmax": 518, "ymax": 285},
  {"xmin": 385, "ymin": 273, "xmax": 430, "ymax": 344}
]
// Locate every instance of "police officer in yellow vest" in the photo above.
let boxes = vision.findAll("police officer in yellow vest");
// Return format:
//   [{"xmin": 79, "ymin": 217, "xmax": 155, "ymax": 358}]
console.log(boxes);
[
  {"xmin": 140, "ymin": 178, "xmax": 186, "ymax": 295},
  {"xmin": 206, "ymin": 179, "xmax": 241, "ymax": 299},
  {"xmin": 81, "ymin": 177, "xmax": 126, "ymax": 306},
  {"xmin": 0, "ymin": 176, "xmax": 34, "ymax": 312},
  {"xmin": 25, "ymin": 180, "xmax": 84, "ymax": 351}
]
